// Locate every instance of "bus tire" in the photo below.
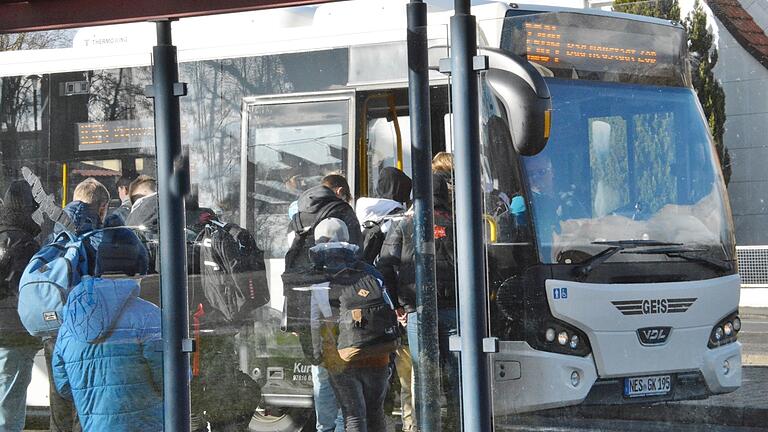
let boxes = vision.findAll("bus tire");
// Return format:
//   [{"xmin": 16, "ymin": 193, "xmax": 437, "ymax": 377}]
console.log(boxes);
[{"xmin": 248, "ymin": 407, "xmax": 314, "ymax": 432}]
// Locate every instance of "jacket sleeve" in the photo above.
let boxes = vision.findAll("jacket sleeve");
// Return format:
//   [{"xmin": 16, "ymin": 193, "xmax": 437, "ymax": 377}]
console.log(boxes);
[
  {"xmin": 376, "ymin": 219, "xmax": 404, "ymax": 307},
  {"xmin": 52, "ymin": 339, "xmax": 72, "ymax": 400}
]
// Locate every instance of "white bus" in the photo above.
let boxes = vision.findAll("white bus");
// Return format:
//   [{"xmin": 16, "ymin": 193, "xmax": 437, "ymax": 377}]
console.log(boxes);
[{"xmin": 0, "ymin": 0, "xmax": 740, "ymax": 430}]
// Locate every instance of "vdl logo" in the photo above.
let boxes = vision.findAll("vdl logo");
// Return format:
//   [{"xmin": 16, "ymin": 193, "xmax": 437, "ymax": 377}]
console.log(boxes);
[{"xmin": 553, "ymin": 287, "xmax": 568, "ymax": 300}]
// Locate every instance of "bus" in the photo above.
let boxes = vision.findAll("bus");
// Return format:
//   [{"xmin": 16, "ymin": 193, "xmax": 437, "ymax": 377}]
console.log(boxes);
[{"xmin": 0, "ymin": 0, "xmax": 740, "ymax": 430}]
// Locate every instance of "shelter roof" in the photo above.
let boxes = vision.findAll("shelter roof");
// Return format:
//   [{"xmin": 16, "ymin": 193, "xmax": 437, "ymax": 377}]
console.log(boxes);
[{"xmin": 0, "ymin": 0, "xmax": 336, "ymax": 33}]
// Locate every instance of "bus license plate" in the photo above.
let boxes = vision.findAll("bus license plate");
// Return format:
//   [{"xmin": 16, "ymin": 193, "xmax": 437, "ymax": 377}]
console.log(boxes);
[{"xmin": 623, "ymin": 374, "xmax": 671, "ymax": 397}]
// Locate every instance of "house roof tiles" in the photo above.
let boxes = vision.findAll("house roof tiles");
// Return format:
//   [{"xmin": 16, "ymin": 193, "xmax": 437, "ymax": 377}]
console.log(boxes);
[{"xmin": 707, "ymin": 0, "xmax": 768, "ymax": 69}]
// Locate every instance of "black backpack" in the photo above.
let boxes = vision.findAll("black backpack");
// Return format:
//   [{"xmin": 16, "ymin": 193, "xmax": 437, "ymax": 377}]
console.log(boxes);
[
  {"xmin": 282, "ymin": 200, "xmax": 348, "ymax": 334},
  {"xmin": 284, "ymin": 200, "xmax": 348, "ymax": 272},
  {"xmin": 359, "ymin": 209, "xmax": 403, "ymax": 265},
  {"xmin": 334, "ymin": 268, "xmax": 399, "ymax": 360},
  {"xmin": 193, "ymin": 221, "xmax": 269, "ymax": 325}
]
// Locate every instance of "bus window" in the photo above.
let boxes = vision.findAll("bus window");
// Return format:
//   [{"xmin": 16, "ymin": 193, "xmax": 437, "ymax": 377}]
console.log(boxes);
[
  {"xmin": 366, "ymin": 115, "xmax": 412, "ymax": 194},
  {"xmin": 241, "ymin": 93, "xmax": 354, "ymax": 260}
]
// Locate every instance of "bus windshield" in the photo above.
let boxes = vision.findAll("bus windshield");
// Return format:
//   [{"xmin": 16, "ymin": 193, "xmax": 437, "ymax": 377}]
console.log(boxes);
[{"xmin": 523, "ymin": 79, "xmax": 735, "ymax": 265}]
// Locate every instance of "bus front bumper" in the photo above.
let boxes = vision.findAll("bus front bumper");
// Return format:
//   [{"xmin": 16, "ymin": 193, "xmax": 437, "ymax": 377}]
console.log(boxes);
[{"xmin": 491, "ymin": 340, "xmax": 741, "ymax": 415}]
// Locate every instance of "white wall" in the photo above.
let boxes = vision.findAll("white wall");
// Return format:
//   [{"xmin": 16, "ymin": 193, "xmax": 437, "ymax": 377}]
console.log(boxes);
[{"xmin": 711, "ymin": 4, "xmax": 768, "ymax": 246}]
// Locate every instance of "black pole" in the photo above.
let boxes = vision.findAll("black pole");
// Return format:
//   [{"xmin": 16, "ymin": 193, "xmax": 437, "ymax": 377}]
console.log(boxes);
[
  {"xmin": 450, "ymin": 1, "xmax": 494, "ymax": 431},
  {"xmin": 407, "ymin": 1, "xmax": 441, "ymax": 431},
  {"xmin": 150, "ymin": 20, "xmax": 191, "ymax": 432}
]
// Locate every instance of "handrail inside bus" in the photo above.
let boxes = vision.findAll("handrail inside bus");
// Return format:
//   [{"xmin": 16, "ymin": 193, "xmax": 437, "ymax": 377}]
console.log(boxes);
[
  {"xmin": 483, "ymin": 214, "xmax": 497, "ymax": 243},
  {"xmin": 357, "ymin": 92, "xmax": 402, "ymax": 197}
]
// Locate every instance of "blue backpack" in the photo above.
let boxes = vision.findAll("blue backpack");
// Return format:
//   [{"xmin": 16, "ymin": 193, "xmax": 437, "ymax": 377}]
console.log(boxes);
[{"xmin": 17, "ymin": 231, "xmax": 93, "ymax": 337}]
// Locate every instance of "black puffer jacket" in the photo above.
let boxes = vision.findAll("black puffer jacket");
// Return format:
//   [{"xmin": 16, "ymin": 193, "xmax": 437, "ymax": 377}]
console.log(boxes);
[
  {"xmin": 291, "ymin": 185, "xmax": 361, "ymax": 247},
  {"xmin": 0, "ymin": 182, "xmax": 41, "ymax": 346},
  {"xmin": 377, "ymin": 175, "xmax": 456, "ymax": 313}
]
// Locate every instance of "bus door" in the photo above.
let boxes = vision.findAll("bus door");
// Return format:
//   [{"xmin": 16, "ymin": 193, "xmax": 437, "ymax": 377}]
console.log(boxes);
[{"xmin": 239, "ymin": 90, "xmax": 356, "ymax": 307}]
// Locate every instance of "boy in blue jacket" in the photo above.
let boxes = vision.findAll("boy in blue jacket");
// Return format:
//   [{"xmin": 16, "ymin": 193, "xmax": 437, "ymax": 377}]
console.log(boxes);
[{"xmin": 51, "ymin": 277, "xmax": 163, "ymax": 432}]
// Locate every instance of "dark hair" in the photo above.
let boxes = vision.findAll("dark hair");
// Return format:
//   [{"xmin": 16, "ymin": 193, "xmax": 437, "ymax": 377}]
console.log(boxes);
[
  {"xmin": 116, "ymin": 175, "xmax": 133, "ymax": 190},
  {"xmin": 321, "ymin": 174, "xmax": 352, "ymax": 202}
]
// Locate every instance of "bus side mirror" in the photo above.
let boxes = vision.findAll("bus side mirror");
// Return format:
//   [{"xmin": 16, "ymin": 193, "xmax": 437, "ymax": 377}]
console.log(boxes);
[{"xmin": 481, "ymin": 48, "xmax": 552, "ymax": 156}]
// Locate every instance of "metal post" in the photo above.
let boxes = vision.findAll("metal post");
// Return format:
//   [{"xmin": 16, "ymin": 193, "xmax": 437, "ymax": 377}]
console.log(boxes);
[
  {"xmin": 407, "ymin": 1, "xmax": 441, "ymax": 431},
  {"xmin": 450, "ymin": 1, "xmax": 494, "ymax": 431},
  {"xmin": 150, "ymin": 20, "xmax": 191, "ymax": 432}
]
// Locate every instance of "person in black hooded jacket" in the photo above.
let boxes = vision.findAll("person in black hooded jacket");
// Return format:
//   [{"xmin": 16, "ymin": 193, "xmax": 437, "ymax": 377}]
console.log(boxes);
[
  {"xmin": 0, "ymin": 180, "xmax": 42, "ymax": 432},
  {"xmin": 288, "ymin": 174, "xmax": 362, "ymax": 258},
  {"xmin": 376, "ymin": 173, "xmax": 459, "ymax": 431}
]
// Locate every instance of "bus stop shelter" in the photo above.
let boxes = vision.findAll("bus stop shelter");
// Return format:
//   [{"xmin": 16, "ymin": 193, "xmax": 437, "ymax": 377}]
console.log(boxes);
[{"xmin": 0, "ymin": 1, "xmax": 492, "ymax": 431}]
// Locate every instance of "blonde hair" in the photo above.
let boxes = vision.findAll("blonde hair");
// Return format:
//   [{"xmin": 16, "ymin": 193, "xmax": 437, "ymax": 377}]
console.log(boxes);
[
  {"xmin": 72, "ymin": 178, "xmax": 110, "ymax": 208},
  {"xmin": 432, "ymin": 152, "xmax": 454, "ymax": 173}
]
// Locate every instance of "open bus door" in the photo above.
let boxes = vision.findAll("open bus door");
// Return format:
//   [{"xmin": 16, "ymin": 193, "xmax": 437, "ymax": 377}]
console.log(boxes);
[{"xmin": 238, "ymin": 90, "xmax": 356, "ymax": 431}]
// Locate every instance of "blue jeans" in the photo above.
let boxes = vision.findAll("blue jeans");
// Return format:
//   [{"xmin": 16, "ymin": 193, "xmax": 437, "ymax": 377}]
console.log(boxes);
[
  {"xmin": 329, "ymin": 366, "xmax": 390, "ymax": 432},
  {"xmin": 0, "ymin": 345, "xmax": 37, "ymax": 432},
  {"xmin": 407, "ymin": 308, "xmax": 460, "ymax": 431},
  {"xmin": 311, "ymin": 365, "xmax": 343, "ymax": 432}
]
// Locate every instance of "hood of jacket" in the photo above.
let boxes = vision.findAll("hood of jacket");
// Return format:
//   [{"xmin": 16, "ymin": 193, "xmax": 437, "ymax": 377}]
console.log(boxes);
[
  {"xmin": 63, "ymin": 278, "xmax": 140, "ymax": 343},
  {"xmin": 309, "ymin": 242, "xmax": 360, "ymax": 273},
  {"xmin": 60, "ymin": 201, "xmax": 103, "ymax": 235},
  {"xmin": 376, "ymin": 167, "xmax": 411, "ymax": 204},
  {"xmin": 354, "ymin": 197, "xmax": 404, "ymax": 225},
  {"xmin": 297, "ymin": 185, "xmax": 344, "ymax": 216}
]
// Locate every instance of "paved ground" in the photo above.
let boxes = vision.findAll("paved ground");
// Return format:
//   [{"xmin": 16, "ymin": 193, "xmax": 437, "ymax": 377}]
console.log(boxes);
[{"xmin": 741, "ymin": 307, "xmax": 768, "ymax": 365}]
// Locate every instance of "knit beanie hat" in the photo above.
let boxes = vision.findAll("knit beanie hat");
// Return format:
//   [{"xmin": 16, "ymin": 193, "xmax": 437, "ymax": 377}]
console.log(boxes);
[{"xmin": 314, "ymin": 217, "xmax": 349, "ymax": 244}]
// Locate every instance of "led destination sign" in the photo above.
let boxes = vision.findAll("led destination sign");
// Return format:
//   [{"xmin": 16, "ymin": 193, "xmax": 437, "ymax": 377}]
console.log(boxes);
[
  {"xmin": 77, "ymin": 119, "xmax": 154, "ymax": 151},
  {"xmin": 524, "ymin": 22, "xmax": 660, "ymax": 66},
  {"xmin": 501, "ymin": 12, "xmax": 687, "ymax": 86}
]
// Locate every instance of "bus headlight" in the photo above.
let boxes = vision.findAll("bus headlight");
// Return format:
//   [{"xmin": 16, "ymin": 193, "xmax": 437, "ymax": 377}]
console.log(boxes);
[
  {"xmin": 723, "ymin": 322, "xmax": 733, "ymax": 337},
  {"xmin": 569, "ymin": 335, "xmax": 579, "ymax": 349},
  {"xmin": 537, "ymin": 319, "xmax": 591, "ymax": 357},
  {"xmin": 708, "ymin": 310, "xmax": 740, "ymax": 348}
]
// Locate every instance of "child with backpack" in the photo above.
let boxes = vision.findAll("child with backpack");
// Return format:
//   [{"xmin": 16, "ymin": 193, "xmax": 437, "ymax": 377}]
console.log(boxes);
[
  {"xmin": 51, "ymin": 278, "xmax": 162, "ymax": 432},
  {"xmin": 308, "ymin": 218, "xmax": 399, "ymax": 432},
  {"xmin": 283, "ymin": 174, "xmax": 361, "ymax": 432}
]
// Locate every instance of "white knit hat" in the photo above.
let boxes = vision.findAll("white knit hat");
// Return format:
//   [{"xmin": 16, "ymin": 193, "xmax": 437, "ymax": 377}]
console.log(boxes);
[{"xmin": 314, "ymin": 217, "xmax": 349, "ymax": 243}]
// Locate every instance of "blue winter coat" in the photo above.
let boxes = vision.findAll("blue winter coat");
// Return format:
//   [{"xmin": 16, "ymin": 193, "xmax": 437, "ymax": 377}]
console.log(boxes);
[{"xmin": 52, "ymin": 277, "xmax": 163, "ymax": 432}]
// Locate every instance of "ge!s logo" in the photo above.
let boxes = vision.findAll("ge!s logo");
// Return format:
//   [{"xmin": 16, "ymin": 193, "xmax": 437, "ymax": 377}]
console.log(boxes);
[{"xmin": 553, "ymin": 287, "xmax": 568, "ymax": 300}]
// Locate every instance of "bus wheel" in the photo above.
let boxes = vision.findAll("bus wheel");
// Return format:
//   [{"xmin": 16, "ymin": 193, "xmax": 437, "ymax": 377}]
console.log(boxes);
[{"xmin": 248, "ymin": 407, "xmax": 314, "ymax": 432}]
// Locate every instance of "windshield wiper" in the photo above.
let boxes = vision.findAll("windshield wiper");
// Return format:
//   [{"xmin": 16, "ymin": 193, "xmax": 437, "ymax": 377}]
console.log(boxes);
[
  {"xmin": 574, "ymin": 240, "xmax": 683, "ymax": 278},
  {"xmin": 622, "ymin": 247, "xmax": 733, "ymax": 272}
]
